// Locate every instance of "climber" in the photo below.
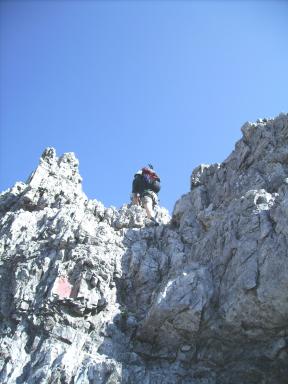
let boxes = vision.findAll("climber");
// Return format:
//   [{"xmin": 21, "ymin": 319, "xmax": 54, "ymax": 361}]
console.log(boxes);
[{"xmin": 131, "ymin": 164, "xmax": 161, "ymax": 226}]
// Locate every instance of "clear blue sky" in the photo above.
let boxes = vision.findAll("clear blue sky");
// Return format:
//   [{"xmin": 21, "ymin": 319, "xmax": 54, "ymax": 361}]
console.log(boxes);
[{"xmin": 1, "ymin": 1, "xmax": 288, "ymax": 213}]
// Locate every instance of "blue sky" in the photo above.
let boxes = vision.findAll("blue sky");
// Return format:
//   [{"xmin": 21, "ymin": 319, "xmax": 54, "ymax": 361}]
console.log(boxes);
[{"xmin": 1, "ymin": 0, "xmax": 288, "ymax": 213}]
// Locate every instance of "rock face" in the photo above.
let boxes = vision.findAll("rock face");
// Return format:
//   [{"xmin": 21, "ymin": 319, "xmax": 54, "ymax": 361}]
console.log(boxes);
[{"xmin": 1, "ymin": 114, "xmax": 288, "ymax": 384}]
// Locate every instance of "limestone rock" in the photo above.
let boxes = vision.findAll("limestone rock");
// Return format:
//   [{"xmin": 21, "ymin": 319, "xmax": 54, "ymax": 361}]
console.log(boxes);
[{"xmin": 1, "ymin": 113, "xmax": 288, "ymax": 384}]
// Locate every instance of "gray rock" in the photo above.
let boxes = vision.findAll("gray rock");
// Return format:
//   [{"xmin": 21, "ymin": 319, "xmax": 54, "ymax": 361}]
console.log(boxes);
[{"xmin": 1, "ymin": 113, "xmax": 288, "ymax": 383}]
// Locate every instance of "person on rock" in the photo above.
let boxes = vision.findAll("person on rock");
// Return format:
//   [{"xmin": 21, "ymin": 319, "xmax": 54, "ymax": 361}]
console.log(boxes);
[{"xmin": 131, "ymin": 164, "xmax": 161, "ymax": 226}]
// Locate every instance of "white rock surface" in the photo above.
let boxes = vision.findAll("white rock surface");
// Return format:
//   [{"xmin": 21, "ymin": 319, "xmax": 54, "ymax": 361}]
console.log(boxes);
[{"xmin": 1, "ymin": 113, "xmax": 288, "ymax": 383}]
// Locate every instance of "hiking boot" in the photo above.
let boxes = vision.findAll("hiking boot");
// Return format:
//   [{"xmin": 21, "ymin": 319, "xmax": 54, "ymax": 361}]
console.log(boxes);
[{"xmin": 150, "ymin": 217, "xmax": 160, "ymax": 226}]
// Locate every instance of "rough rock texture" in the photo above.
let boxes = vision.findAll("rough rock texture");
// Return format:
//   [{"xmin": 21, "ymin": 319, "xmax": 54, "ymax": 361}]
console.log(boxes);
[{"xmin": 1, "ymin": 113, "xmax": 288, "ymax": 384}]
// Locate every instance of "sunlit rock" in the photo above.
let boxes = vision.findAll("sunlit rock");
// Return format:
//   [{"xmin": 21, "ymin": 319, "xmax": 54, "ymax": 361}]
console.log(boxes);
[{"xmin": 0, "ymin": 113, "xmax": 288, "ymax": 384}]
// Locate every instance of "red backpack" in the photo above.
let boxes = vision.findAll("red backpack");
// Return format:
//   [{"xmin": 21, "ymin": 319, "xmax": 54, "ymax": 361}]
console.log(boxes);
[{"xmin": 141, "ymin": 167, "xmax": 161, "ymax": 193}]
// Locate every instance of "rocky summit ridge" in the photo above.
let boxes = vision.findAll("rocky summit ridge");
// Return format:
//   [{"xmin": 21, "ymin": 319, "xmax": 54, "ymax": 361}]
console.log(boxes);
[{"xmin": 1, "ymin": 113, "xmax": 288, "ymax": 384}]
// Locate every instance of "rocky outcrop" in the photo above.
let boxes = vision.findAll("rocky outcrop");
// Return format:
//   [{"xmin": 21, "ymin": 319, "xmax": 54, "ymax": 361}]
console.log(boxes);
[{"xmin": 1, "ymin": 113, "xmax": 288, "ymax": 384}]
